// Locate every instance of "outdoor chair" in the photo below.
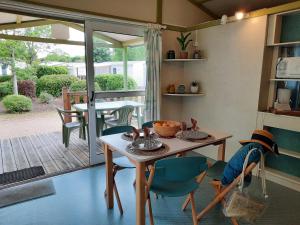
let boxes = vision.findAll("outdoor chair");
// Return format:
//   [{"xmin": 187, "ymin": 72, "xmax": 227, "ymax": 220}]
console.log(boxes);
[
  {"xmin": 145, "ymin": 156, "xmax": 208, "ymax": 225},
  {"xmin": 56, "ymin": 108, "xmax": 86, "ymax": 148},
  {"xmin": 105, "ymin": 105, "xmax": 134, "ymax": 128},
  {"xmin": 103, "ymin": 125, "xmax": 135, "ymax": 215}
]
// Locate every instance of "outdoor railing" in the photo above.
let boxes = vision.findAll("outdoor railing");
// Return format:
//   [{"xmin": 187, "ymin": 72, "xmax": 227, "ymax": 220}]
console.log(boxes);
[{"xmin": 62, "ymin": 87, "xmax": 145, "ymax": 123}]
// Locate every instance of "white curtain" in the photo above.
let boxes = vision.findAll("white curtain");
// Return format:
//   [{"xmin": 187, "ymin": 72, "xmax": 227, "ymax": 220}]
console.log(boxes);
[{"xmin": 144, "ymin": 24, "xmax": 163, "ymax": 121}]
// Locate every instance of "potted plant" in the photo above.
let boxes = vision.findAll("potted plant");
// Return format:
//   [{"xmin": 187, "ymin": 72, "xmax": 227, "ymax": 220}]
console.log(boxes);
[
  {"xmin": 177, "ymin": 32, "xmax": 192, "ymax": 59},
  {"xmin": 190, "ymin": 81, "xmax": 199, "ymax": 93}
]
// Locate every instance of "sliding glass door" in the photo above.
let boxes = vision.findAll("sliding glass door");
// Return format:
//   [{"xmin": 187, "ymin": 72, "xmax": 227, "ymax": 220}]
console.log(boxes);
[{"xmin": 84, "ymin": 20, "xmax": 145, "ymax": 165}]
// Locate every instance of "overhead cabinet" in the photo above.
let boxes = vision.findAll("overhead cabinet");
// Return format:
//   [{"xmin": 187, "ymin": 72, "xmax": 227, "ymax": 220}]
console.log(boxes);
[{"xmin": 267, "ymin": 10, "xmax": 300, "ymax": 46}]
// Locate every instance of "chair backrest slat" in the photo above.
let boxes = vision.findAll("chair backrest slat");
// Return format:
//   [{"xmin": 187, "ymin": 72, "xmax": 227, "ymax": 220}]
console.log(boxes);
[{"xmin": 103, "ymin": 125, "xmax": 134, "ymax": 136}]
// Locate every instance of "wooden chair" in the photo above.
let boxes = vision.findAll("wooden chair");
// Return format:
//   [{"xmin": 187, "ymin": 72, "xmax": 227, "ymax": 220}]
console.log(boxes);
[
  {"xmin": 182, "ymin": 160, "xmax": 258, "ymax": 225},
  {"xmin": 105, "ymin": 105, "xmax": 134, "ymax": 128},
  {"xmin": 145, "ymin": 156, "xmax": 208, "ymax": 225},
  {"xmin": 102, "ymin": 125, "xmax": 135, "ymax": 215},
  {"xmin": 56, "ymin": 108, "xmax": 86, "ymax": 148}
]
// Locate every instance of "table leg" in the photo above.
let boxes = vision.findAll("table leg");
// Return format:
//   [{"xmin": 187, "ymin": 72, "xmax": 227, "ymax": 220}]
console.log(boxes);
[
  {"xmin": 136, "ymin": 162, "xmax": 146, "ymax": 225},
  {"xmin": 104, "ymin": 144, "xmax": 114, "ymax": 208},
  {"xmin": 136, "ymin": 107, "xmax": 142, "ymax": 128},
  {"xmin": 217, "ymin": 140, "xmax": 226, "ymax": 161}
]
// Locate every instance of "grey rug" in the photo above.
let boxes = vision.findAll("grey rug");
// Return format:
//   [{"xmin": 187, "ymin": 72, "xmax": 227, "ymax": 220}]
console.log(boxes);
[{"xmin": 0, "ymin": 179, "xmax": 56, "ymax": 208}]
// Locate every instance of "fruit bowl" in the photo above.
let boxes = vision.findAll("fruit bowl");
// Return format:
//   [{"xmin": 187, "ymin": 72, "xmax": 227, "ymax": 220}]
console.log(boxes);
[{"xmin": 153, "ymin": 120, "xmax": 181, "ymax": 137}]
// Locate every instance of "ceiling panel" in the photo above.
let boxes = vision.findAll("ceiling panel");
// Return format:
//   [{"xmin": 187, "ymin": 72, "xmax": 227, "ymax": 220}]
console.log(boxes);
[{"xmin": 203, "ymin": 0, "xmax": 297, "ymax": 17}]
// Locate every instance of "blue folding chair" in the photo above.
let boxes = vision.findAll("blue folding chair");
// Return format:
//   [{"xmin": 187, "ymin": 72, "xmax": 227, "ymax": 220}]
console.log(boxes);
[
  {"xmin": 146, "ymin": 156, "xmax": 208, "ymax": 225},
  {"xmin": 103, "ymin": 125, "xmax": 135, "ymax": 215}
]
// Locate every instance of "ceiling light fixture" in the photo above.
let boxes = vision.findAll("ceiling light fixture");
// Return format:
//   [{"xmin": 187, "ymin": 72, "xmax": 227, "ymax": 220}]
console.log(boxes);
[{"xmin": 235, "ymin": 11, "xmax": 245, "ymax": 20}]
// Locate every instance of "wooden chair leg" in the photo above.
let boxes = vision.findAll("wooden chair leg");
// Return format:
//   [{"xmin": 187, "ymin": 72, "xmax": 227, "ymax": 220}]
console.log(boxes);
[
  {"xmin": 147, "ymin": 195, "xmax": 154, "ymax": 225},
  {"xmin": 182, "ymin": 196, "xmax": 191, "ymax": 211},
  {"xmin": 113, "ymin": 183, "xmax": 123, "ymax": 215},
  {"xmin": 190, "ymin": 192, "xmax": 198, "ymax": 225}
]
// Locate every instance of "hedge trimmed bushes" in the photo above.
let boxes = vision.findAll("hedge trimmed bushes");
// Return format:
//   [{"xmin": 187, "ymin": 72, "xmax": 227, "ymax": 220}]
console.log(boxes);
[
  {"xmin": 70, "ymin": 80, "xmax": 101, "ymax": 92},
  {"xmin": 16, "ymin": 67, "xmax": 37, "ymax": 81},
  {"xmin": 2, "ymin": 95, "xmax": 32, "ymax": 113},
  {"xmin": 36, "ymin": 74, "xmax": 78, "ymax": 97},
  {"xmin": 95, "ymin": 74, "xmax": 137, "ymax": 91},
  {"xmin": 36, "ymin": 65, "xmax": 68, "ymax": 78},
  {"xmin": 0, "ymin": 75, "xmax": 12, "ymax": 82},
  {"xmin": 0, "ymin": 81, "xmax": 12, "ymax": 98},
  {"xmin": 39, "ymin": 92, "xmax": 54, "ymax": 104},
  {"xmin": 18, "ymin": 80, "xmax": 36, "ymax": 98}
]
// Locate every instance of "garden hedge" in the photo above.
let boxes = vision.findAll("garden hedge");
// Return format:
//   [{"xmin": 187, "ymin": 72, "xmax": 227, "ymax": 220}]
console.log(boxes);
[
  {"xmin": 18, "ymin": 80, "xmax": 36, "ymax": 98},
  {"xmin": 36, "ymin": 74, "xmax": 78, "ymax": 97},
  {"xmin": 2, "ymin": 95, "xmax": 32, "ymax": 113},
  {"xmin": 95, "ymin": 74, "xmax": 137, "ymax": 91},
  {"xmin": 0, "ymin": 81, "xmax": 13, "ymax": 98},
  {"xmin": 36, "ymin": 65, "xmax": 68, "ymax": 78},
  {"xmin": 0, "ymin": 75, "xmax": 12, "ymax": 83},
  {"xmin": 16, "ymin": 67, "xmax": 37, "ymax": 81},
  {"xmin": 69, "ymin": 80, "xmax": 101, "ymax": 92}
]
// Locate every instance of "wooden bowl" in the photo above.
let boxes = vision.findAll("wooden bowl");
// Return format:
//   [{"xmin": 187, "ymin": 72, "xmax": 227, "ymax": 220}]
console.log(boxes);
[{"xmin": 153, "ymin": 120, "xmax": 181, "ymax": 137}]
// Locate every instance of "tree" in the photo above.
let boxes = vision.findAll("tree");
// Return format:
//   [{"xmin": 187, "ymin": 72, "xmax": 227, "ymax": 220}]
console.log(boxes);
[
  {"xmin": 93, "ymin": 47, "xmax": 111, "ymax": 62},
  {"xmin": 44, "ymin": 52, "xmax": 71, "ymax": 62},
  {"xmin": 111, "ymin": 46, "xmax": 145, "ymax": 62},
  {"xmin": 0, "ymin": 39, "xmax": 27, "ymax": 94}
]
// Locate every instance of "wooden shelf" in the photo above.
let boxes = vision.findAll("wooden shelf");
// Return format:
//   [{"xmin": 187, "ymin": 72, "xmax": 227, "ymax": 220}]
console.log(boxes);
[
  {"xmin": 163, "ymin": 93, "xmax": 205, "ymax": 97},
  {"xmin": 163, "ymin": 58, "xmax": 206, "ymax": 62},
  {"xmin": 270, "ymin": 78, "xmax": 300, "ymax": 81}
]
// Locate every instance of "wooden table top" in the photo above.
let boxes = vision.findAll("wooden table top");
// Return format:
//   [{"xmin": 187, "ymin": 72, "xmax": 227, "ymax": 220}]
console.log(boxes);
[{"xmin": 100, "ymin": 129, "xmax": 232, "ymax": 163}]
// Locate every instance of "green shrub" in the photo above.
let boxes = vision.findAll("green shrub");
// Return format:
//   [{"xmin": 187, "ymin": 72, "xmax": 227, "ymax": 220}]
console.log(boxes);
[
  {"xmin": 95, "ymin": 74, "xmax": 137, "ymax": 91},
  {"xmin": 0, "ymin": 81, "xmax": 13, "ymax": 98},
  {"xmin": 2, "ymin": 95, "xmax": 32, "ymax": 113},
  {"xmin": 18, "ymin": 80, "xmax": 36, "ymax": 98},
  {"xmin": 69, "ymin": 80, "xmax": 101, "ymax": 92},
  {"xmin": 36, "ymin": 74, "xmax": 78, "ymax": 97},
  {"xmin": 36, "ymin": 65, "xmax": 68, "ymax": 78},
  {"xmin": 16, "ymin": 67, "xmax": 37, "ymax": 81},
  {"xmin": 39, "ymin": 92, "xmax": 54, "ymax": 104},
  {"xmin": 0, "ymin": 75, "xmax": 12, "ymax": 83}
]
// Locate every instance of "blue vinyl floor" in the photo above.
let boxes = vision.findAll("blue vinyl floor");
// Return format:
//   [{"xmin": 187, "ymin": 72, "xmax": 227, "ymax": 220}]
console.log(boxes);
[{"xmin": 0, "ymin": 165, "xmax": 299, "ymax": 225}]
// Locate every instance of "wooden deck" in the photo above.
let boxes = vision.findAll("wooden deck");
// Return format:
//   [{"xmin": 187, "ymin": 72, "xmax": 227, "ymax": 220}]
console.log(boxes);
[{"xmin": 0, "ymin": 131, "xmax": 100, "ymax": 176}]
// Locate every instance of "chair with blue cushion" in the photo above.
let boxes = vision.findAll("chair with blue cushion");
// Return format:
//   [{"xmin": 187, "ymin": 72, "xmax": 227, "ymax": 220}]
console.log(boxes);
[
  {"xmin": 182, "ymin": 143, "xmax": 265, "ymax": 225},
  {"xmin": 142, "ymin": 121, "xmax": 156, "ymax": 129},
  {"xmin": 146, "ymin": 156, "xmax": 208, "ymax": 225},
  {"xmin": 103, "ymin": 125, "xmax": 135, "ymax": 215}
]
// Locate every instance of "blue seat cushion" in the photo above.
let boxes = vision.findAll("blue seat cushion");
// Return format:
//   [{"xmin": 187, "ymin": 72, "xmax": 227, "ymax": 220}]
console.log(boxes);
[
  {"xmin": 149, "ymin": 177, "xmax": 198, "ymax": 197},
  {"xmin": 221, "ymin": 142, "xmax": 265, "ymax": 186}
]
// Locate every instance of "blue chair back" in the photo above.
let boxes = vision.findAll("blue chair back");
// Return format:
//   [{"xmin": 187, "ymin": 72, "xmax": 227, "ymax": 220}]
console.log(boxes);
[
  {"xmin": 103, "ymin": 125, "xmax": 134, "ymax": 136},
  {"xmin": 154, "ymin": 156, "xmax": 207, "ymax": 182},
  {"xmin": 142, "ymin": 121, "xmax": 156, "ymax": 129}
]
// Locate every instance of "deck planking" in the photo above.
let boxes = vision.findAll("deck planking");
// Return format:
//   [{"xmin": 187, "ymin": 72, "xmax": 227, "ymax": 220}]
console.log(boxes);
[{"xmin": 0, "ymin": 131, "xmax": 97, "ymax": 179}]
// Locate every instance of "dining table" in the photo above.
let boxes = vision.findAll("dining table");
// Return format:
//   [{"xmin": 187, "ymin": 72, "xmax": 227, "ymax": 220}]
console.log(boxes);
[
  {"xmin": 100, "ymin": 128, "xmax": 232, "ymax": 225},
  {"xmin": 73, "ymin": 100, "xmax": 144, "ymax": 136}
]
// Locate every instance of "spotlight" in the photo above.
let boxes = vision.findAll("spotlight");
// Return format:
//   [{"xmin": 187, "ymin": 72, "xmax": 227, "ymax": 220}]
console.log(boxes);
[{"xmin": 235, "ymin": 11, "xmax": 245, "ymax": 20}]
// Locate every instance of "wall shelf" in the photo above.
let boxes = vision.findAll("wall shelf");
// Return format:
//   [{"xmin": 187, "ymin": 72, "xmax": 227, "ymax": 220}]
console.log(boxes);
[
  {"xmin": 163, "ymin": 58, "xmax": 206, "ymax": 62},
  {"xmin": 163, "ymin": 93, "xmax": 205, "ymax": 97},
  {"xmin": 270, "ymin": 78, "xmax": 300, "ymax": 81}
]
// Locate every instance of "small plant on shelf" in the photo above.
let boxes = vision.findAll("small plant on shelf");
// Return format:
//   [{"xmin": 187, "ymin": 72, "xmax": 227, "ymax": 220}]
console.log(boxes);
[
  {"xmin": 177, "ymin": 32, "xmax": 192, "ymax": 59},
  {"xmin": 190, "ymin": 81, "xmax": 199, "ymax": 93}
]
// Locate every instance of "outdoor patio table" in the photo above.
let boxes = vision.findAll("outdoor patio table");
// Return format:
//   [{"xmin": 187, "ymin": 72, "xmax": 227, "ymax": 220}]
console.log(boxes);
[
  {"xmin": 100, "ymin": 129, "xmax": 232, "ymax": 225},
  {"xmin": 73, "ymin": 100, "xmax": 144, "ymax": 136}
]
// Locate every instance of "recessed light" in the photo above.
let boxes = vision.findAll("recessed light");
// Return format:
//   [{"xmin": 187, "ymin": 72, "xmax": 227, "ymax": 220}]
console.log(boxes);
[{"xmin": 235, "ymin": 11, "xmax": 245, "ymax": 20}]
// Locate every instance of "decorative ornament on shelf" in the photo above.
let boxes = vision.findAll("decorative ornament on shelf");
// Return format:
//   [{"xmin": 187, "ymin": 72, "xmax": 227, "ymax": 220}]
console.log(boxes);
[
  {"xmin": 190, "ymin": 81, "xmax": 199, "ymax": 93},
  {"xmin": 177, "ymin": 32, "xmax": 192, "ymax": 59},
  {"xmin": 177, "ymin": 84, "xmax": 186, "ymax": 94},
  {"xmin": 167, "ymin": 50, "xmax": 176, "ymax": 59},
  {"xmin": 167, "ymin": 84, "xmax": 176, "ymax": 94}
]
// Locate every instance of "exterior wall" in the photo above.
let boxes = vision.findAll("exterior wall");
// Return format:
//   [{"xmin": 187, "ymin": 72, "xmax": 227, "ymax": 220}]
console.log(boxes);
[
  {"xmin": 180, "ymin": 16, "xmax": 268, "ymax": 161},
  {"xmin": 17, "ymin": 0, "xmax": 211, "ymax": 26}
]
